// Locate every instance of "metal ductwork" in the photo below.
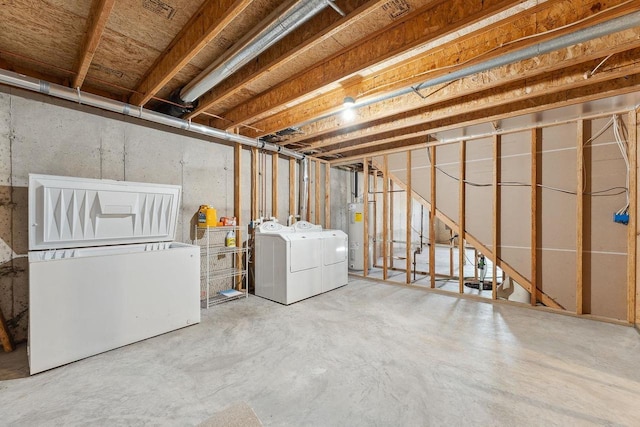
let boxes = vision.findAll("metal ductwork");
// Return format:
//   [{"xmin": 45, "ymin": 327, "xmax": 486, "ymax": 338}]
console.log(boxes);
[
  {"xmin": 179, "ymin": 0, "xmax": 344, "ymax": 104},
  {"xmin": 0, "ymin": 69, "xmax": 305, "ymax": 159}
]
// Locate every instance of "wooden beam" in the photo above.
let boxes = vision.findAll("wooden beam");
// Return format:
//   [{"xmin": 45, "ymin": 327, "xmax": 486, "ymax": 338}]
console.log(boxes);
[
  {"xmin": 73, "ymin": 0, "xmax": 115, "ymax": 89},
  {"xmin": 306, "ymin": 161, "xmax": 312, "ymax": 222},
  {"xmin": 315, "ymin": 161, "xmax": 321, "ymax": 224},
  {"xmin": 212, "ymin": 0, "xmax": 523, "ymax": 128},
  {"xmin": 493, "ymin": 135, "xmax": 501, "ymax": 300},
  {"xmin": 430, "ymin": 145, "xmax": 436, "ymax": 288},
  {"xmin": 373, "ymin": 168, "xmax": 378, "ymax": 263},
  {"xmin": 390, "ymin": 180, "xmax": 394, "ymax": 269},
  {"xmin": 576, "ymin": 120, "xmax": 585, "ymax": 314},
  {"xmin": 459, "ymin": 140, "xmax": 466, "ymax": 293},
  {"xmin": 628, "ymin": 110, "xmax": 638, "ymax": 323},
  {"xmin": 382, "ymin": 155, "xmax": 389, "ymax": 280},
  {"xmin": 187, "ymin": 0, "xmax": 384, "ymax": 119},
  {"xmin": 289, "ymin": 158, "xmax": 296, "ymax": 218},
  {"xmin": 251, "ymin": 147, "xmax": 258, "ymax": 221},
  {"xmin": 234, "ymin": 142, "xmax": 242, "ymax": 290},
  {"xmin": 272, "ymin": 153, "xmax": 278, "ymax": 220},
  {"xmin": 130, "ymin": 0, "xmax": 253, "ymax": 106},
  {"xmin": 406, "ymin": 151, "xmax": 412, "ymax": 285},
  {"xmin": 247, "ymin": 0, "xmax": 638, "ymax": 137},
  {"xmin": 531, "ymin": 128, "xmax": 540, "ymax": 306},
  {"xmin": 325, "ymin": 164, "xmax": 331, "ymax": 228},
  {"xmin": 363, "ymin": 158, "xmax": 369, "ymax": 278},
  {"xmin": 298, "ymin": 36, "xmax": 640, "ymax": 151}
]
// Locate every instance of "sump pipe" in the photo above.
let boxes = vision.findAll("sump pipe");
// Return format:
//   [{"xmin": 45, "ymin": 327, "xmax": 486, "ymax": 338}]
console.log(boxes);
[{"xmin": 0, "ymin": 69, "xmax": 305, "ymax": 160}]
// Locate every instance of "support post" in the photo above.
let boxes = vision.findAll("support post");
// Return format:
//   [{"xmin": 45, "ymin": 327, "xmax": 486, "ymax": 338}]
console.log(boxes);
[
  {"xmin": 383, "ymin": 155, "xmax": 389, "ymax": 280},
  {"xmin": 325, "ymin": 164, "xmax": 331, "ymax": 228},
  {"xmin": 406, "ymin": 151, "xmax": 412, "ymax": 285},
  {"xmin": 576, "ymin": 120, "xmax": 585, "ymax": 314},
  {"xmin": 251, "ymin": 147, "xmax": 258, "ymax": 221},
  {"xmin": 390, "ymin": 180, "xmax": 395, "ymax": 269},
  {"xmin": 315, "ymin": 160, "xmax": 321, "ymax": 224},
  {"xmin": 628, "ymin": 111, "xmax": 637, "ymax": 323},
  {"xmin": 234, "ymin": 143, "xmax": 243, "ymax": 289},
  {"xmin": 430, "ymin": 146, "xmax": 437, "ymax": 288},
  {"xmin": 459, "ymin": 140, "xmax": 466, "ymax": 293},
  {"xmin": 531, "ymin": 129, "xmax": 540, "ymax": 306},
  {"xmin": 373, "ymin": 171, "xmax": 378, "ymax": 265},
  {"xmin": 493, "ymin": 135, "xmax": 501, "ymax": 300},
  {"xmin": 363, "ymin": 158, "xmax": 369, "ymax": 277}
]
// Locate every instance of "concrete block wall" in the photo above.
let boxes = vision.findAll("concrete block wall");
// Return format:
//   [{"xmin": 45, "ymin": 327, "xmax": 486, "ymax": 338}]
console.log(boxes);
[{"xmin": 0, "ymin": 87, "xmax": 350, "ymax": 343}]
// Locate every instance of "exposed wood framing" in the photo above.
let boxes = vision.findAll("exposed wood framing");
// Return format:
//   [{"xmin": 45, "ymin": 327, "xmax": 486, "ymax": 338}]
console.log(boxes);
[
  {"xmin": 72, "ymin": 0, "xmax": 115, "ymax": 89},
  {"xmin": 373, "ymin": 169, "xmax": 378, "ymax": 264},
  {"xmin": 459, "ymin": 140, "xmax": 466, "ymax": 293},
  {"xmin": 251, "ymin": 147, "xmax": 258, "ymax": 221},
  {"xmin": 315, "ymin": 161, "xmax": 321, "ymax": 224},
  {"xmin": 130, "ymin": 0, "xmax": 253, "ymax": 106},
  {"xmin": 306, "ymin": 161, "xmax": 312, "ymax": 222},
  {"xmin": 531, "ymin": 128, "xmax": 540, "ymax": 306},
  {"xmin": 576, "ymin": 120, "xmax": 585, "ymax": 314},
  {"xmin": 383, "ymin": 155, "xmax": 389, "ymax": 280},
  {"xmin": 289, "ymin": 158, "xmax": 296, "ymax": 217},
  {"xmin": 272, "ymin": 153, "xmax": 278, "ymax": 219},
  {"xmin": 363, "ymin": 158, "xmax": 369, "ymax": 277},
  {"xmin": 390, "ymin": 180, "xmax": 394, "ymax": 269},
  {"xmin": 493, "ymin": 135, "xmax": 500, "ymax": 300},
  {"xmin": 429, "ymin": 145, "xmax": 436, "ymax": 288},
  {"xmin": 629, "ymin": 110, "xmax": 638, "ymax": 323},
  {"xmin": 234, "ymin": 142, "xmax": 242, "ymax": 290},
  {"xmin": 406, "ymin": 151, "xmax": 412, "ymax": 285},
  {"xmin": 325, "ymin": 164, "xmax": 331, "ymax": 228}
]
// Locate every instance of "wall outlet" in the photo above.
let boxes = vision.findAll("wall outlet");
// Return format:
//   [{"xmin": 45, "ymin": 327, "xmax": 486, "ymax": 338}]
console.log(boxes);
[{"xmin": 613, "ymin": 213, "xmax": 629, "ymax": 225}]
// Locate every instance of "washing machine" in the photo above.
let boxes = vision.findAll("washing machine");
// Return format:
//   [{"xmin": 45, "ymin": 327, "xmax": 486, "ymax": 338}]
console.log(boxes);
[
  {"xmin": 254, "ymin": 221, "xmax": 323, "ymax": 304},
  {"xmin": 292, "ymin": 221, "xmax": 348, "ymax": 293}
]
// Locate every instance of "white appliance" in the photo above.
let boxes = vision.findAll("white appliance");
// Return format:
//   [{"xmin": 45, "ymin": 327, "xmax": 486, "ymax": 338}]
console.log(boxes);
[
  {"xmin": 348, "ymin": 202, "xmax": 373, "ymax": 270},
  {"xmin": 292, "ymin": 221, "xmax": 348, "ymax": 292},
  {"xmin": 254, "ymin": 221, "xmax": 323, "ymax": 304},
  {"xmin": 28, "ymin": 174, "xmax": 200, "ymax": 374}
]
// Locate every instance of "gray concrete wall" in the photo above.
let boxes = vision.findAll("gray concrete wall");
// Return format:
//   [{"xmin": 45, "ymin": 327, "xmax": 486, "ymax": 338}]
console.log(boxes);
[{"xmin": 2, "ymin": 88, "xmax": 341, "ymax": 343}]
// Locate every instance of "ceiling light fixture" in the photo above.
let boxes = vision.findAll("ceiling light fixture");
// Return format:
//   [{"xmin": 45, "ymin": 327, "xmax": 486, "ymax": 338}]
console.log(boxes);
[{"xmin": 342, "ymin": 97, "xmax": 356, "ymax": 121}]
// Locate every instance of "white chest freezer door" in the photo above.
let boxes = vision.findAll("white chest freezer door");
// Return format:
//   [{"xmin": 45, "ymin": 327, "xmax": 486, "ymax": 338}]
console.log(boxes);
[{"xmin": 29, "ymin": 174, "xmax": 181, "ymax": 250}]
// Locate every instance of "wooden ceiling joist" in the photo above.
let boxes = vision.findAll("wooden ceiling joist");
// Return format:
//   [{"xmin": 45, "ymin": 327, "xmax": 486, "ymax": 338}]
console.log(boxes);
[
  {"xmin": 297, "ymin": 29, "xmax": 640, "ymax": 153},
  {"xmin": 260, "ymin": 0, "xmax": 639, "ymax": 142},
  {"xmin": 206, "ymin": 0, "xmax": 524, "ymax": 131},
  {"xmin": 72, "ymin": 0, "xmax": 115, "ymax": 89},
  {"xmin": 185, "ymin": 0, "xmax": 385, "ymax": 120},
  {"xmin": 129, "ymin": 0, "xmax": 253, "ymax": 106}
]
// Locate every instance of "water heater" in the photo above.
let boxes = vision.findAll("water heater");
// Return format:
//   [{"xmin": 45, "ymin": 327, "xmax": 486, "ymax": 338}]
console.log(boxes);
[{"xmin": 348, "ymin": 202, "xmax": 372, "ymax": 270}]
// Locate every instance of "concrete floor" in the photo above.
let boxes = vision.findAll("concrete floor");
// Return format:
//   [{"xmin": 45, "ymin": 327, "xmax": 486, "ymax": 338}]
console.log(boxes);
[{"xmin": 1, "ymin": 278, "xmax": 639, "ymax": 426}]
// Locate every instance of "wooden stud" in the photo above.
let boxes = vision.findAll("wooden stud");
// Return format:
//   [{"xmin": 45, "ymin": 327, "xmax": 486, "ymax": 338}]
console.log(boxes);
[
  {"xmin": 406, "ymin": 152, "xmax": 412, "ymax": 285},
  {"xmin": 373, "ymin": 169, "xmax": 378, "ymax": 265},
  {"xmin": 73, "ymin": 0, "xmax": 115, "ymax": 89},
  {"xmin": 383, "ymin": 155, "xmax": 389, "ymax": 280},
  {"xmin": 325, "ymin": 164, "xmax": 331, "ymax": 228},
  {"xmin": 474, "ymin": 248, "xmax": 478, "ymax": 280},
  {"xmin": 459, "ymin": 140, "xmax": 466, "ymax": 293},
  {"xmin": 272, "ymin": 153, "xmax": 278, "ymax": 220},
  {"xmin": 576, "ymin": 120, "xmax": 585, "ymax": 314},
  {"xmin": 289, "ymin": 158, "xmax": 296, "ymax": 219},
  {"xmin": 234, "ymin": 143, "xmax": 243, "ymax": 290},
  {"xmin": 628, "ymin": 110, "xmax": 638, "ymax": 323},
  {"xmin": 363, "ymin": 158, "xmax": 369, "ymax": 277},
  {"xmin": 531, "ymin": 128, "xmax": 540, "ymax": 306},
  {"xmin": 251, "ymin": 148, "xmax": 258, "ymax": 221},
  {"xmin": 390, "ymin": 180, "xmax": 394, "ymax": 269},
  {"xmin": 306, "ymin": 162, "xmax": 312, "ymax": 222},
  {"xmin": 430, "ymin": 145, "xmax": 437, "ymax": 288},
  {"xmin": 315, "ymin": 161, "xmax": 321, "ymax": 225},
  {"xmin": 493, "ymin": 135, "xmax": 501, "ymax": 300}
]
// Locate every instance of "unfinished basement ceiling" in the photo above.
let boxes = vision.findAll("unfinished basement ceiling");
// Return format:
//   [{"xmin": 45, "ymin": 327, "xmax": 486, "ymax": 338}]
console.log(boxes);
[{"xmin": 1, "ymin": 0, "xmax": 639, "ymax": 162}]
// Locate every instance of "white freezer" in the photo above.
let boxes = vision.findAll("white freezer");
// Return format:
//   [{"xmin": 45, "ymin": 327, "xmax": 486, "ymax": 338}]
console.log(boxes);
[{"xmin": 28, "ymin": 174, "xmax": 200, "ymax": 374}]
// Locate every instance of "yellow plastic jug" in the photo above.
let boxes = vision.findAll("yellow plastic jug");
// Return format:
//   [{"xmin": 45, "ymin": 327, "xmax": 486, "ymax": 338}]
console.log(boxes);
[{"xmin": 197, "ymin": 205, "xmax": 218, "ymax": 228}]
